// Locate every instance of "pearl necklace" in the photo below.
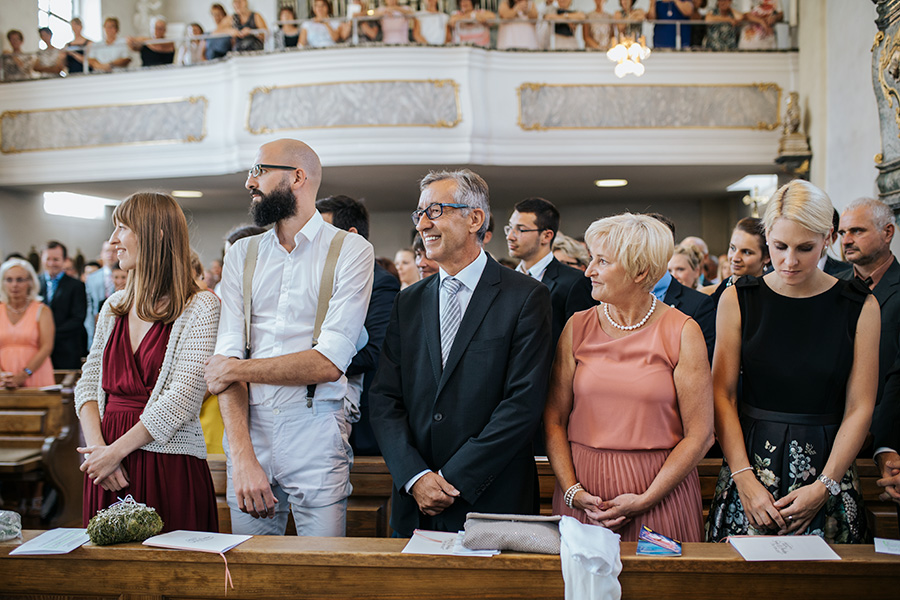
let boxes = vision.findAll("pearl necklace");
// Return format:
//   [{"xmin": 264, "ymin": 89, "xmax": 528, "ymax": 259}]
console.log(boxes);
[
  {"xmin": 603, "ymin": 294, "xmax": 657, "ymax": 331},
  {"xmin": 5, "ymin": 303, "xmax": 27, "ymax": 315}
]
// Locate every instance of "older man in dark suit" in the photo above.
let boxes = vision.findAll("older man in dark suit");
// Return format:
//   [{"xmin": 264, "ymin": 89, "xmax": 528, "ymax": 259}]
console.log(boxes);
[
  {"xmin": 370, "ymin": 169, "xmax": 552, "ymax": 537},
  {"xmin": 839, "ymin": 197, "xmax": 900, "ymax": 493},
  {"xmin": 505, "ymin": 197, "xmax": 594, "ymax": 348},
  {"xmin": 38, "ymin": 241, "xmax": 86, "ymax": 369}
]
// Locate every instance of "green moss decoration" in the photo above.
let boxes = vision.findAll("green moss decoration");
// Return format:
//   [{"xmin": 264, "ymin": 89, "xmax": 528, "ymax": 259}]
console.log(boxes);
[{"xmin": 87, "ymin": 495, "xmax": 164, "ymax": 546}]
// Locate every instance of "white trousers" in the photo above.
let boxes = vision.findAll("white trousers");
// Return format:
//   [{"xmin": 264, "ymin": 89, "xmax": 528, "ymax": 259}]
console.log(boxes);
[{"xmin": 224, "ymin": 400, "xmax": 352, "ymax": 536}]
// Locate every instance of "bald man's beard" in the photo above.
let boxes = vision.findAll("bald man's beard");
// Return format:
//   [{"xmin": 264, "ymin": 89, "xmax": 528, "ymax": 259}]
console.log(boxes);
[{"xmin": 250, "ymin": 180, "xmax": 297, "ymax": 227}]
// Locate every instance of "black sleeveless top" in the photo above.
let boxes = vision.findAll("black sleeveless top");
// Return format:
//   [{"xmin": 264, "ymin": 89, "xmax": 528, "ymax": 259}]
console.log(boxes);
[
  {"xmin": 234, "ymin": 12, "xmax": 265, "ymax": 51},
  {"xmin": 737, "ymin": 275, "xmax": 869, "ymax": 415}
]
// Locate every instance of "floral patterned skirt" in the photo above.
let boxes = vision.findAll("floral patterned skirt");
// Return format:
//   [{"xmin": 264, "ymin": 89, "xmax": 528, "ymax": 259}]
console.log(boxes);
[{"xmin": 705, "ymin": 404, "xmax": 867, "ymax": 544}]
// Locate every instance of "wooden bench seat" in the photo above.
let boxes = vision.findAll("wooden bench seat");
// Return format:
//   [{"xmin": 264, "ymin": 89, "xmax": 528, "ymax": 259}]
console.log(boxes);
[{"xmin": 0, "ymin": 388, "xmax": 81, "ymax": 528}]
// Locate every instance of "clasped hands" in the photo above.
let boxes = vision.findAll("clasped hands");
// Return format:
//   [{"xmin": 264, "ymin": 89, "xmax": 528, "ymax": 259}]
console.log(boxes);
[
  {"xmin": 77, "ymin": 444, "xmax": 130, "ymax": 492},
  {"xmin": 573, "ymin": 490, "xmax": 646, "ymax": 531},
  {"xmin": 0, "ymin": 370, "xmax": 26, "ymax": 389},
  {"xmin": 410, "ymin": 472, "xmax": 460, "ymax": 516},
  {"xmin": 876, "ymin": 452, "xmax": 900, "ymax": 505},
  {"xmin": 735, "ymin": 473, "xmax": 827, "ymax": 536}
]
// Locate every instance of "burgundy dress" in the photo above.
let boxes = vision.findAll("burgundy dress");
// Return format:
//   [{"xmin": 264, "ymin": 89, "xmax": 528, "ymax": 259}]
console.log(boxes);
[{"xmin": 83, "ymin": 316, "xmax": 218, "ymax": 532}]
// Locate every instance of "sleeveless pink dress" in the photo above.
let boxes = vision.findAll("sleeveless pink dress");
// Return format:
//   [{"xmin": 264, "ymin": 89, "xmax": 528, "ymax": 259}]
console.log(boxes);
[
  {"xmin": 551, "ymin": 306, "xmax": 704, "ymax": 542},
  {"xmin": 0, "ymin": 301, "xmax": 55, "ymax": 387}
]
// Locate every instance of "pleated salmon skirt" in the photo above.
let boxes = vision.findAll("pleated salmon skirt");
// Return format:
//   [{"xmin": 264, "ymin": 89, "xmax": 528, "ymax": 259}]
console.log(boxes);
[{"xmin": 552, "ymin": 442, "xmax": 704, "ymax": 542}]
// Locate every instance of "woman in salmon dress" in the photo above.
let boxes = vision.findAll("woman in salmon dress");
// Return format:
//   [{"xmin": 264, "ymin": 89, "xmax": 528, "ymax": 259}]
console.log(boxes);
[
  {"xmin": 0, "ymin": 258, "xmax": 55, "ymax": 389},
  {"xmin": 76, "ymin": 192, "xmax": 220, "ymax": 532},
  {"xmin": 545, "ymin": 213, "xmax": 714, "ymax": 542}
]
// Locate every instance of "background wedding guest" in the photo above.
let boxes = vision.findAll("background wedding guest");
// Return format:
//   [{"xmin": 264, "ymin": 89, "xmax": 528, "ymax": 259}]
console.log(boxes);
[
  {"xmin": 414, "ymin": 0, "xmax": 450, "ymax": 45},
  {"xmin": 394, "ymin": 247, "xmax": 419, "ymax": 289},
  {"xmin": 668, "ymin": 243, "xmax": 704, "ymax": 289},
  {"xmin": 0, "ymin": 258, "xmax": 55, "ymax": 389},
  {"xmin": 39, "ymin": 241, "xmax": 86, "ymax": 370},
  {"xmin": 497, "ymin": 0, "xmax": 539, "ymax": 50},
  {"xmin": 546, "ymin": 213, "xmax": 713, "ymax": 542},
  {"xmin": 277, "ymin": 5, "xmax": 301, "ymax": 48},
  {"xmin": 87, "ymin": 17, "xmax": 132, "ymax": 72},
  {"xmin": 206, "ymin": 3, "xmax": 234, "ymax": 59},
  {"xmin": 65, "ymin": 18, "xmax": 91, "ymax": 74},
  {"xmin": 178, "ymin": 23, "xmax": 207, "ymax": 65},
  {"xmin": 376, "ymin": 0, "xmax": 413, "ymax": 44},
  {"xmin": 128, "ymin": 17, "xmax": 175, "ymax": 67},
  {"xmin": 32, "ymin": 27, "xmax": 64, "ymax": 77},
  {"xmin": 450, "ymin": 0, "xmax": 495, "ymax": 47},
  {"xmin": 300, "ymin": 0, "xmax": 343, "ymax": 48},
  {"xmin": 232, "ymin": 0, "xmax": 267, "ymax": 52}
]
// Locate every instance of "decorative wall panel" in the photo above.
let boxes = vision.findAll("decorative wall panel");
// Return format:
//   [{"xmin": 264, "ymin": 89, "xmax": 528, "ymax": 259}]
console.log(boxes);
[
  {"xmin": 517, "ymin": 83, "xmax": 781, "ymax": 131},
  {"xmin": 247, "ymin": 80, "xmax": 461, "ymax": 133}
]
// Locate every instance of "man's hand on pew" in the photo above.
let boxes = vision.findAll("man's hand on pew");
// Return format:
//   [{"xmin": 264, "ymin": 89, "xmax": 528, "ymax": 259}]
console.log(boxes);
[{"xmin": 876, "ymin": 452, "xmax": 900, "ymax": 505}]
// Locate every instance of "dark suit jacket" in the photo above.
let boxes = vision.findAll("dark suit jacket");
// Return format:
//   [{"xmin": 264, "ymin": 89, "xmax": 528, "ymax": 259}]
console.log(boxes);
[
  {"xmin": 663, "ymin": 279, "xmax": 716, "ymax": 364},
  {"xmin": 542, "ymin": 256, "xmax": 595, "ymax": 349},
  {"xmin": 824, "ymin": 256, "xmax": 854, "ymax": 279},
  {"xmin": 370, "ymin": 255, "xmax": 552, "ymax": 537},
  {"xmin": 39, "ymin": 274, "xmax": 87, "ymax": 370},
  {"xmin": 871, "ymin": 258, "xmax": 900, "ymax": 450},
  {"xmin": 348, "ymin": 262, "xmax": 400, "ymax": 456},
  {"xmin": 877, "ymin": 352, "xmax": 900, "ymax": 452}
]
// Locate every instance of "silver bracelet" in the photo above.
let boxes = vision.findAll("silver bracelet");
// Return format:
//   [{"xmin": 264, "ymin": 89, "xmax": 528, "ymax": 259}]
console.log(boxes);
[
  {"xmin": 730, "ymin": 466, "xmax": 753, "ymax": 479},
  {"xmin": 564, "ymin": 483, "xmax": 583, "ymax": 508}
]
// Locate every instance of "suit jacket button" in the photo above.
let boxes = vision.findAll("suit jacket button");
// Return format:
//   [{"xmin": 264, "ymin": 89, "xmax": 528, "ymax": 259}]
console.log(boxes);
[{"xmin": 433, "ymin": 413, "xmax": 443, "ymax": 422}]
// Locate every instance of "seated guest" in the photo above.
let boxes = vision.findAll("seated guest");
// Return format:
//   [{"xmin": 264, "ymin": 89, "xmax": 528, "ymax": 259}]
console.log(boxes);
[
  {"xmin": 497, "ymin": 0, "xmax": 539, "ymax": 50},
  {"xmin": 706, "ymin": 180, "xmax": 877, "ymax": 543},
  {"xmin": 584, "ymin": 0, "xmax": 615, "ymax": 51},
  {"xmin": 277, "ymin": 6, "xmax": 300, "ymax": 48},
  {"xmin": 128, "ymin": 17, "xmax": 175, "ymax": 67},
  {"xmin": 2, "ymin": 30, "xmax": 31, "ymax": 81},
  {"xmin": 88, "ymin": 17, "xmax": 132, "ymax": 72},
  {"xmin": 206, "ymin": 3, "xmax": 234, "ymax": 60},
  {"xmin": 704, "ymin": 0, "xmax": 742, "ymax": 51},
  {"xmin": 65, "ymin": 18, "xmax": 92, "ymax": 74},
  {"xmin": 413, "ymin": 234, "xmax": 438, "ymax": 279},
  {"xmin": 0, "ymin": 258, "xmax": 55, "ymax": 389},
  {"xmin": 738, "ymin": 0, "xmax": 782, "ymax": 50},
  {"xmin": 414, "ymin": 0, "xmax": 450, "ymax": 45},
  {"xmin": 376, "ymin": 0, "xmax": 413, "ymax": 45},
  {"xmin": 545, "ymin": 213, "xmax": 713, "ymax": 542},
  {"xmin": 177, "ymin": 23, "xmax": 207, "ymax": 65},
  {"xmin": 668, "ymin": 243, "xmax": 703, "ymax": 289},
  {"xmin": 648, "ymin": 1, "xmax": 693, "ymax": 48},
  {"xmin": 300, "ymin": 0, "xmax": 343, "ymax": 48},
  {"xmin": 33, "ymin": 27, "xmax": 64, "ymax": 77},
  {"xmin": 614, "ymin": 0, "xmax": 645, "ymax": 37},
  {"xmin": 553, "ymin": 233, "xmax": 589, "ymax": 271},
  {"xmin": 342, "ymin": 0, "xmax": 381, "ymax": 43},
  {"xmin": 76, "ymin": 192, "xmax": 220, "ymax": 533},
  {"xmin": 450, "ymin": 0, "xmax": 496, "ymax": 48},
  {"xmin": 546, "ymin": 0, "xmax": 587, "ymax": 50},
  {"xmin": 232, "ymin": 0, "xmax": 267, "ymax": 52}
]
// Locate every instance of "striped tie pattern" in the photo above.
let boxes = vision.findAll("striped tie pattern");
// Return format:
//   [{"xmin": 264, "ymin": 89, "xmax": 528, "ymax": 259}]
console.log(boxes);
[{"xmin": 440, "ymin": 277, "xmax": 463, "ymax": 368}]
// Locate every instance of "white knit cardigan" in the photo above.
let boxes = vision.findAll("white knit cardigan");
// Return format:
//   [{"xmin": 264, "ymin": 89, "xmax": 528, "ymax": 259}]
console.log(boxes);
[{"xmin": 74, "ymin": 290, "xmax": 220, "ymax": 459}]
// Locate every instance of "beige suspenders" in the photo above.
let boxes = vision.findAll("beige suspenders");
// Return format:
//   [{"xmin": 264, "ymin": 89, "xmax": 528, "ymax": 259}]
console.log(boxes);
[{"xmin": 242, "ymin": 229, "xmax": 349, "ymax": 405}]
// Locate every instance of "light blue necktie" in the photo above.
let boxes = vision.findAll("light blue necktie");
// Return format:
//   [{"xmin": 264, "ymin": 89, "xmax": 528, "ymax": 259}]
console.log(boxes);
[{"xmin": 440, "ymin": 277, "xmax": 463, "ymax": 368}]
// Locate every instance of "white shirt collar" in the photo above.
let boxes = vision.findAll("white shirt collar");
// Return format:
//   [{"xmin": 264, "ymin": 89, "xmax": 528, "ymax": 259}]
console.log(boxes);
[
  {"xmin": 267, "ymin": 210, "xmax": 324, "ymax": 251},
  {"xmin": 517, "ymin": 251, "xmax": 554, "ymax": 281},
  {"xmin": 439, "ymin": 249, "xmax": 487, "ymax": 292}
]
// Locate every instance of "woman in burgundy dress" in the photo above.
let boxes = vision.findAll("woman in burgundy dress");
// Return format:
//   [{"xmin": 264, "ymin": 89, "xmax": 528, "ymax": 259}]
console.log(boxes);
[{"xmin": 76, "ymin": 192, "xmax": 220, "ymax": 532}]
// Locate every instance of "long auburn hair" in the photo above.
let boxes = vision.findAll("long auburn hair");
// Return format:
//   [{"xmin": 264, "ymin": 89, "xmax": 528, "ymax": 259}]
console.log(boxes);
[{"xmin": 109, "ymin": 192, "xmax": 199, "ymax": 323}]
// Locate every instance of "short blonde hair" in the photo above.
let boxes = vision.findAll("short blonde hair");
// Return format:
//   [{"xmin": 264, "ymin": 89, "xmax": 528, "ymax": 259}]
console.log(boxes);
[
  {"xmin": 0, "ymin": 258, "xmax": 41, "ymax": 304},
  {"xmin": 552, "ymin": 233, "xmax": 589, "ymax": 268},
  {"xmin": 673, "ymin": 243, "xmax": 703, "ymax": 271},
  {"xmin": 584, "ymin": 213, "xmax": 673, "ymax": 290},
  {"xmin": 764, "ymin": 180, "xmax": 833, "ymax": 237}
]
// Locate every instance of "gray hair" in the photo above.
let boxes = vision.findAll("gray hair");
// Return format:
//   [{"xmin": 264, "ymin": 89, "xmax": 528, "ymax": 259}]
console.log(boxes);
[
  {"xmin": 0, "ymin": 258, "xmax": 41, "ymax": 304},
  {"xmin": 420, "ymin": 169, "xmax": 491, "ymax": 243},
  {"xmin": 843, "ymin": 197, "xmax": 895, "ymax": 231}
]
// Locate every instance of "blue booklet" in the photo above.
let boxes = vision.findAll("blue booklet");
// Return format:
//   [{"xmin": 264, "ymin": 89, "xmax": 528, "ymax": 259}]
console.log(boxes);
[{"xmin": 636, "ymin": 524, "xmax": 682, "ymax": 557}]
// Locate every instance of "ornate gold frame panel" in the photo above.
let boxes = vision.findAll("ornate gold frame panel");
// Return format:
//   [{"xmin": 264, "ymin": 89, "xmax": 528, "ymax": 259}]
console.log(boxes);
[
  {"xmin": 246, "ymin": 79, "xmax": 462, "ymax": 134},
  {"xmin": 876, "ymin": 28, "xmax": 900, "ymax": 135},
  {"xmin": 0, "ymin": 96, "xmax": 208, "ymax": 154},
  {"xmin": 516, "ymin": 83, "xmax": 781, "ymax": 131}
]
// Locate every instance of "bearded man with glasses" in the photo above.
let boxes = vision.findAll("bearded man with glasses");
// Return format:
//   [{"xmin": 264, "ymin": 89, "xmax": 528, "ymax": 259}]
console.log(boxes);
[{"xmin": 204, "ymin": 139, "xmax": 374, "ymax": 537}]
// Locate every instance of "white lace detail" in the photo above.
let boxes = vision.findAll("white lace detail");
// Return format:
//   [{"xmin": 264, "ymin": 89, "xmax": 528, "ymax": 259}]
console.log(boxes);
[{"xmin": 75, "ymin": 290, "xmax": 221, "ymax": 459}]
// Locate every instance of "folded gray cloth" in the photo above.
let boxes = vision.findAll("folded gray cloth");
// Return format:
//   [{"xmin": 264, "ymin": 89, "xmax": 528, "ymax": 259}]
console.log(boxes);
[{"xmin": 462, "ymin": 512, "xmax": 562, "ymax": 554}]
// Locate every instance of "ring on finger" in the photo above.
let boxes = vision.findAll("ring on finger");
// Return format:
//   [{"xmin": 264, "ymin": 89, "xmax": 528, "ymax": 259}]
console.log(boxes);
[{"xmin": 787, "ymin": 515, "xmax": 793, "ymax": 521}]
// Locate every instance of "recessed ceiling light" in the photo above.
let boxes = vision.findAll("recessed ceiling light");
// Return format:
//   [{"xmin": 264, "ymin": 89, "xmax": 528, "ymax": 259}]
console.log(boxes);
[
  {"xmin": 172, "ymin": 190, "xmax": 204, "ymax": 198},
  {"xmin": 594, "ymin": 179, "xmax": 628, "ymax": 188}
]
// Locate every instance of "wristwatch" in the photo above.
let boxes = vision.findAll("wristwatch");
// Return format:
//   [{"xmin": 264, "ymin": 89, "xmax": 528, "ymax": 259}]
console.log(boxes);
[
  {"xmin": 23, "ymin": 367, "xmax": 33, "ymax": 377},
  {"xmin": 816, "ymin": 474, "xmax": 840, "ymax": 496}
]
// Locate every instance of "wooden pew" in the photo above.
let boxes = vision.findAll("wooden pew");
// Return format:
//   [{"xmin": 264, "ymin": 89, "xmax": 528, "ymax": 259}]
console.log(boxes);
[
  {"xmin": 0, "ymin": 388, "xmax": 81, "ymax": 528},
  {"xmin": 211, "ymin": 456, "xmax": 900, "ymax": 539},
  {"xmin": 2, "ymin": 531, "xmax": 898, "ymax": 599}
]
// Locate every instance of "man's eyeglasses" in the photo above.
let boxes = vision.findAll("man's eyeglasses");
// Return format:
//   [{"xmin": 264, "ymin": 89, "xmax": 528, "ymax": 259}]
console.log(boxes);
[
  {"xmin": 504, "ymin": 225, "xmax": 543, "ymax": 237},
  {"xmin": 411, "ymin": 202, "xmax": 469, "ymax": 226},
  {"xmin": 248, "ymin": 164, "xmax": 299, "ymax": 178}
]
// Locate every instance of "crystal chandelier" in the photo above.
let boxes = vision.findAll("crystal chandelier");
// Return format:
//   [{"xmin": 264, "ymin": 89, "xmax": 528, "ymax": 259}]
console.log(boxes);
[{"xmin": 606, "ymin": 35, "xmax": 651, "ymax": 78}]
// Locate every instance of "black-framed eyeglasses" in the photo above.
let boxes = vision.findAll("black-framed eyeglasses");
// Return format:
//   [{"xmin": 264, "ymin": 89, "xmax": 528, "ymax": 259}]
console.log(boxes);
[
  {"xmin": 248, "ymin": 164, "xmax": 299, "ymax": 178},
  {"xmin": 503, "ymin": 225, "xmax": 543, "ymax": 237},
  {"xmin": 411, "ymin": 202, "xmax": 469, "ymax": 225}
]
